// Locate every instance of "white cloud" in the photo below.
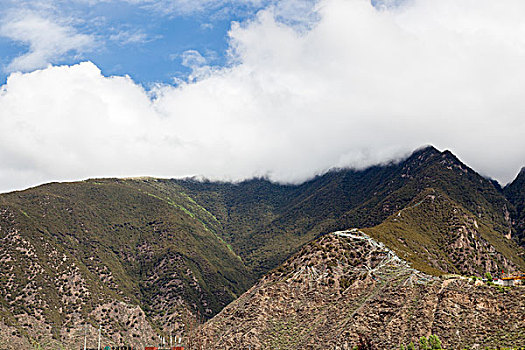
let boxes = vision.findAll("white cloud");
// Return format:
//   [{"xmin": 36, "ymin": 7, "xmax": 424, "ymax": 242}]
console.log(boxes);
[
  {"xmin": 0, "ymin": 10, "xmax": 95, "ymax": 72},
  {"xmin": 178, "ymin": 49, "xmax": 221, "ymax": 81},
  {"xmin": 109, "ymin": 29, "xmax": 156, "ymax": 45},
  {"xmin": 2, "ymin": 0, "xmax": 525, "ymax": 192},
  {"xmin": 270, "ymin": 0, "xmax": 319, "ymax": 29},
  {"xmin": 121, "ymin": 0, "xmax": 268, "ymax": 15},
  {"xmin": 201, "ymin": 23, "xmax": 214, "ymax": 30},
  {"xmin": 181, "ymin": 50, "xmax": 207, "ymax": 68}
]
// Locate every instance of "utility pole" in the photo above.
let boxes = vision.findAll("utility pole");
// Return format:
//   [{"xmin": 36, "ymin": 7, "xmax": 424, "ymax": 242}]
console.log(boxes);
[
  {"xmin": 98, "ymin": 325, "xmax": 101, "ymax": 350},
  {"xmin": 84, "ymin": 324, "xmax": 88, "ymax": 350}
]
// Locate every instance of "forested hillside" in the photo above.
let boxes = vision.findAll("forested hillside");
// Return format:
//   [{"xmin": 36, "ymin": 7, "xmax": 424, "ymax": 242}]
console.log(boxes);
[{"xmin": 505, "ymin": 168, "xmax": 525, "ymax": 245}]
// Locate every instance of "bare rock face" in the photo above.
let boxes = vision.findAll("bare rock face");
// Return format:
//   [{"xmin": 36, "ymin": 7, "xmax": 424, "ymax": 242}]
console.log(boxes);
[{"xmin": 198, "ymin": 231, "xmax": 525, "ymax": 349}]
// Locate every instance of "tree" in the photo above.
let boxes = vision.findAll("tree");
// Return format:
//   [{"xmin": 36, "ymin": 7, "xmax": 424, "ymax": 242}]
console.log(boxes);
[
  {"xmin": 407, "ymin": 342, "xmax": 416, "ymax": 350},
  {"xmin": 485, "ymin": 272, "xmax": 493, "ymax": 282}
]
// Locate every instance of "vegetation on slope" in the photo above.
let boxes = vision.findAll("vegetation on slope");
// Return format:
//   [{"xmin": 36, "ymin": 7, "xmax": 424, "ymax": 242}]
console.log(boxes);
[
  {"xmin": 364, "ymin": 188, "xmax": 525, "ymax": 276},
  {"xmin": 1, "ymin": 146, "xmax": 524, "ymax": 348},
  {"xmin": 504, "ymin": 167, "xmax": 525, "ymax": 245},
  {"xmin": 175, "ymin": 146, "xmax": 523, "ymax": 276},
  {"xmin": 0, "ymin": 179, "xmax": 253, "ymax": 348}
]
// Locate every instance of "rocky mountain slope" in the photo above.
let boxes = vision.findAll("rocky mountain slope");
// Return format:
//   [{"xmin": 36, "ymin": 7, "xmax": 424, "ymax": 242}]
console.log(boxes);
[
  {"xmin": 1, "ymin": 146, "xmax": 524, "ymax": 348},
  {"xmin": 198, "ymin": 230, "xmax": 525, "ymax": 349}
]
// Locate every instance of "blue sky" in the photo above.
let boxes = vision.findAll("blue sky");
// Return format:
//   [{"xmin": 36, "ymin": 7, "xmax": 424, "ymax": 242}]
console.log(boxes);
[{"xmin": 0, "ymin": 0, "xmax": 317, "ymax": 85}]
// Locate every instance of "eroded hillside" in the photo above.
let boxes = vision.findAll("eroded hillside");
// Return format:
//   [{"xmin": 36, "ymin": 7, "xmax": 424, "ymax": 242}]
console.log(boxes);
[
  {"xmin": 198, "ymin": 231, "xmax": 525, "ymax": 349},
  {"xmin": 364, "ymin": 188, "xmax": 523, "ymax": 276}
]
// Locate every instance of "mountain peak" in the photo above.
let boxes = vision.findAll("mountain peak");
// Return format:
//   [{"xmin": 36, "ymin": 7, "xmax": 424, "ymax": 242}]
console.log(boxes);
[
  {"xmin": 402, "ymin": 145, "xmax": 444, "ymax": 170},
  {"xmin": 441, "ymin": 149, "xmax": 464, "ymax": 163},
  {"xmin": 413, "ymin": 145, "xmax": 441, "ymax": 156},
  {"xmin": 403, "ymin": 145, "xmax": 441, "ymax": 164}
]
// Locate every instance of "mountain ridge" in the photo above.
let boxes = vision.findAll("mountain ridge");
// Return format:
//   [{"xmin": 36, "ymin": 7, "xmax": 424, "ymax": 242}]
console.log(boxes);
[{"xmin": 173, "ymin": 145, "xmax": 524, "ymax": 275}]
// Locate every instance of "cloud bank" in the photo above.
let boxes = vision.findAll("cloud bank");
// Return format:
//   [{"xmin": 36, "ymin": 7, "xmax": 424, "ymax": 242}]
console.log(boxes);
[{"xmin": 1, "ymin": 0, "xmax": 525, "ymax": 192}]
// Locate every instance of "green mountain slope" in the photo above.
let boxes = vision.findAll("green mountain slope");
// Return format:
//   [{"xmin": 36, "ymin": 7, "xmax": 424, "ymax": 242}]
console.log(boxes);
[
  {"xmin": 0, "ymin": 179, "xmax": 252, "ymax": 349},
  {"xmin": 504, "ymin": 167, "xmax": 525, "ymax": 245},
  {"xmin": 364, "ymin": 188, "xmax": 525, "ymax": 276},
  {"xmin": 1, "ymin": 145, "xmax": 524, "ymax": 348},
  {"xmin": 175, "ymin": 146, "xmax": 522, "ymax": 276}
]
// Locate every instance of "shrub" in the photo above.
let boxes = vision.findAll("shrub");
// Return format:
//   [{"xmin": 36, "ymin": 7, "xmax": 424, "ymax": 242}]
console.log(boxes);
[
  {"xmin": 485, "ymin": 272, "xmax": 493, "ymax": 282},
  {"xmin": 340, "ymin": 277, "xmax": 351, "ymax": 290},
  {"xmin": 428, "ymin": 334, "xmax": 442, "ymax": 349},
  {"xmin": 419, "ymin": 336, "xmax": 430, "ymax": 350},
  {"xmin": 356, "ymin": 333, "xmax": 373, "ymax": 350}
]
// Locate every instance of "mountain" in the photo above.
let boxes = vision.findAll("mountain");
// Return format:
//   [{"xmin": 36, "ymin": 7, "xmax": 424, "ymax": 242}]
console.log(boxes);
[
  {"xmin": 1, "ymin": 146, "xmax": 524, "ymax": 348},
  {"xmin": 175, "ymin": 146, "xmax": 525, "ymax": 277},
  {"xmin": 505, "ymin": 167, "xmax": 525, "ymax": 245},
  {"xmin": 0, "ymin": 179, "xmax": 253, "ymax": 349},
  {"xmin": 197, "ymin": 230, "xmax": 525, "ymax": 349}
]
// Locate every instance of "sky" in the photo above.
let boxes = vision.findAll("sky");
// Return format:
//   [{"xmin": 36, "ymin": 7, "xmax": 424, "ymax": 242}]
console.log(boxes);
[{"xmin": 0, "ymin": 0, "xmax": 524, "ymax": 192}]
